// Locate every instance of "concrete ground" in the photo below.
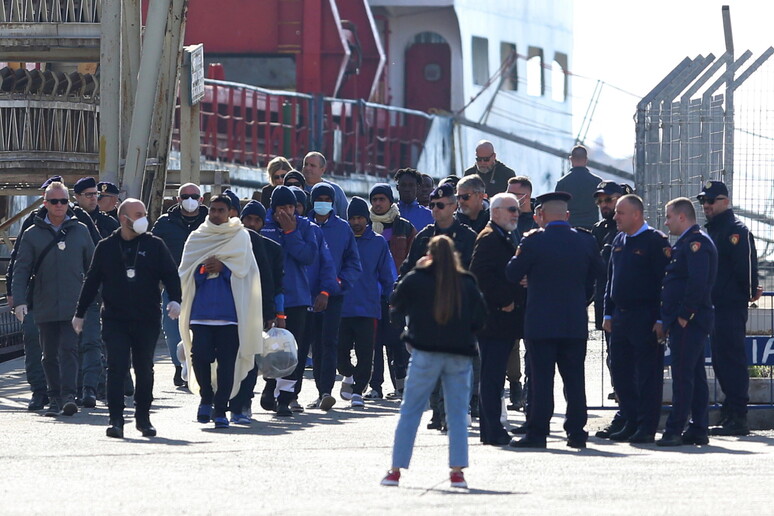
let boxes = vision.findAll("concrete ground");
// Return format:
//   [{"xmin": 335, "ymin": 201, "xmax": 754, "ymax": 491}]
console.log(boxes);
[{"xmin": 2, "ymin": 338, "xmax": 774, "ymax": 515}]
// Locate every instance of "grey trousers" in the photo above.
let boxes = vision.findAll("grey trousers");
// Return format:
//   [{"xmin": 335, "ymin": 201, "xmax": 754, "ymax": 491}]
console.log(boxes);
[{"xmin": 38, "ymin": 321, "xmax": 79, "ymax": 400}]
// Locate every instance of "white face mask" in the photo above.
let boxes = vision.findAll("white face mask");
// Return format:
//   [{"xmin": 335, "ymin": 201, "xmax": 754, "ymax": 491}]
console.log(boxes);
[
  {"xmin": 181, "ymin": 197, "xmax": 199, "ymax": 213},
  {"xmin": 130, "ymin": 216, "xmax": 149, "ymax": 234},
  {"xmin": 314, "ymin": 201, "xmax": 333, "ymax": 216}
]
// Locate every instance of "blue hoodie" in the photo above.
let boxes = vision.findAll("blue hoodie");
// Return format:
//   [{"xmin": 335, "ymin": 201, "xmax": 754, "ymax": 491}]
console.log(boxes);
[
  {"xmin": 341, "ymin": 226, "xmax": 397, "ymax": 319},
  {"xmin": 306, "ymin": 221, "xmax": 339, "ymax": 298},
  {"xmin": 261, "ymin": 210, "xmax": 318, "ymax": 308},
  {"xmin": 307, "ymin": 210, "xmax": 363, "ymax": 296}
]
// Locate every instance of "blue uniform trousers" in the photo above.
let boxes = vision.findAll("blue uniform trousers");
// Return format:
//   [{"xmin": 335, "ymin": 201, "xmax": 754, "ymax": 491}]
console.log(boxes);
[
  {"xmin": 711, "ymin": 306, "xmax": 749, "ymax": 416},
  {"xmin": 478, "ymin": 337, "xmax": 513, "ymax": 443},
  {"xmin": 664, "ymin": 322, "xmax": 709, "ymax": 436},
  {"xmin": 609, "ymin": 308, "xmax": 664, "ymax": 435},
  {"xmin": 526, "ymin": 338, "xmax": 588, "ymax": 442}
]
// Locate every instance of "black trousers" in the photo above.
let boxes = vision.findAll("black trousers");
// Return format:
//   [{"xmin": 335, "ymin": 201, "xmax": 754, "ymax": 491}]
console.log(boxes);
[
  {"xmin": 370, "ymin": 300, "xmax": 408, "ymax": 392},
  {"xmin": 38, "ymin": 321, "xmax": 79, "ymax": 401},
  {"xmin": 527, "ymin": 338, "xmax": 588, "ymax": 441},
  {"xmin": 478, "ymin": 337, "xmax": 513, "ymax": 443},
  {"xmin": 609, "ymin": 308, "xmax": 664, "ymax": 434},
  {"xmin": 664, "ymin": 322, "xmax": 709, "ymax": 435},
  {"xmin": 337, "ymin": 317, "xmax": 377, "ymax": 395},
  {"xmin": 712, "ymin": 306, "xmax": 749, "ymax": 416},
  {"xmin": 264, "ymin": 306, "xmax": 307, "ymax": 404},
  {"xmin": 191, "ymin": 324, "xmax": 239, "ymax": 418},
  {"xmin": 102, "ymin": 319, "xmax": 160, "ymax": 422}
]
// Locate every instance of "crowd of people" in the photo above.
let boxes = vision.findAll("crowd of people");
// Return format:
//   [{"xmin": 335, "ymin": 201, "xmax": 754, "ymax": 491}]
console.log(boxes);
[{"xmin": 6, "ymin": 142, "xmax": 763, "ymax": 490}]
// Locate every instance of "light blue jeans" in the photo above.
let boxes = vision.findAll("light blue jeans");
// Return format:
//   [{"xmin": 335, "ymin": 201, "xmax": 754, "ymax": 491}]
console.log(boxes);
[{"xmin": 391, "ymin": 348, "xmax": 473, "ymax": 469}]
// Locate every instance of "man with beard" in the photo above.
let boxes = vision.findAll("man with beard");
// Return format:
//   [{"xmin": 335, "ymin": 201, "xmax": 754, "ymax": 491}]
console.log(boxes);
[{"xmin": 463, "ymin": 140, "xmax": 515, "ymax": 198}]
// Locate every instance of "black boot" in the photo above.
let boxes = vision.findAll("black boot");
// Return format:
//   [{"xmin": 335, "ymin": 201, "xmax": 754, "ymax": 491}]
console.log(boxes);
[
  {"xmin": 106, "ymin": 418, "xmax": 124, "ymax": 438},
  {"xmin": 28, "ymin": 392, "xmax": 49, "ymax": 411},
  {"xmin": 173, "ymin": 365, "xmax": 186, "ymax": 387},
  {"xmin": 710, "ymin": 413, "xmax": 750, "ymax": 436},
  {"xmin": 135, "ymin": 411, "xmax": 157, "ymax": 437}
]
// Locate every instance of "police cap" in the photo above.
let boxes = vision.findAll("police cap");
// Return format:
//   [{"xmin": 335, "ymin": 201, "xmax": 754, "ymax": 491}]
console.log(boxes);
[
  {"xmin": 593, "ymin": 181, "xmax": 623, "ymax": 198},
  {"xmin": 697, "ymin": 180, "xmax": 729, "ymax": 201},
  {"xmin": 73, "ymin": 177, "xmax": 97, "ymax": 194}
]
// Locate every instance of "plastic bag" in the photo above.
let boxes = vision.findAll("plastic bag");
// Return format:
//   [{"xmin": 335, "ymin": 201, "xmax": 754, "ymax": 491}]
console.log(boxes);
[
  {"xmin": 257, "ymin": 327, "xmax": 298, "ymax": 379},
  {"xmin": 176, "ymin": 341, "xmax": 189, "ymax": 382}
]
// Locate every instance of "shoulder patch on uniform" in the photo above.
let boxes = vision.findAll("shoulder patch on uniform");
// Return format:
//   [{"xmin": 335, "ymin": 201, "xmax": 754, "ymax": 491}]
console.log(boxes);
[
  {"xmin": 575, "ymin": 226, "xmax": 592, "ymax": 234},
  {"xmin": 523, "ymin": 228, "xmax": 542, "ymax": 238},
  {"xmin": 730, "ymin": 234, "xmax": 740, "ymax": 245},
  {"xmin": 690, "ymin": 241, "xmax": 701, "ymax": 253},
  {"xmin": 663, "ymin": 247, "xmax": 672, "ymax": 258}
]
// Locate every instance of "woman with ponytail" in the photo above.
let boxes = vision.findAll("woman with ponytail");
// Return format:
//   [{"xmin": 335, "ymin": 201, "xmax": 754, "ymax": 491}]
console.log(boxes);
[{"xmin": 381, "ymin": 235, "xmax": 486, "ymax": 489}]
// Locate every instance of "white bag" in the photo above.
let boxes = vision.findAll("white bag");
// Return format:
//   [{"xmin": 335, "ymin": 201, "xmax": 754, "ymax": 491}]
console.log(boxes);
[
  {"xmin": 175, "ymin": 341, "xmax": 189, "ymax": 382},
  {"xmin": 257, "ymin": 327, "xmax": 298, "ymax": 379}
]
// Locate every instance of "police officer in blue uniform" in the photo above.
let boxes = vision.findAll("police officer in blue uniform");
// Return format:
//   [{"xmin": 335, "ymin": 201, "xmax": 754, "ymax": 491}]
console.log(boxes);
[
  {"xmin": 699, "ymin": 181, "xmax": 762, "ymax": 436},
  {"xmin": 506, "ymin": 192, "xmax": 601, "ymax": 449},
  {"xmin": 657, "ymin": 197, "xmax": 718, "ymax": 446},
  {"xmin": 602, "ymin": 194, "xmax": 671, "ymax": 443},
  {"xmin": 73, "ymin": 177, "xmax": 119, "ymax": 238}
]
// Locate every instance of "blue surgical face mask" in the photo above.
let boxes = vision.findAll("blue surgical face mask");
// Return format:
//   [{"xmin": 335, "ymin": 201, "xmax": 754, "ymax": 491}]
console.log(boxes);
[{"xmin": 314, "ymin": 201, "xmax": 333, "ymax": 215}]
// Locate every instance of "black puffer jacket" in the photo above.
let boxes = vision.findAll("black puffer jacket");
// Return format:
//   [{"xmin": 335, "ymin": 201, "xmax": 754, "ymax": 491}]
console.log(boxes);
[
  {"xmin": 150, "ymin": 204, "xmax": 208, "ymax": 265},
  {"xmin": 390, "ymin": 265, "xmax": 486, "ymax": 357}
]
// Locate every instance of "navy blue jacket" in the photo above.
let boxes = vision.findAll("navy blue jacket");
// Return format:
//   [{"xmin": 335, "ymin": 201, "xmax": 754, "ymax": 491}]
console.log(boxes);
[
  {"xmin": 341, "ymin": 227, "xmax": 396, "ymax": 319},
  {"xmin": 261, "ymin": 210, "xmax": 318, "ymax": 308},
  {"xmin": 150, "ymin": 204, "xmax": 208, "ymax": 265},
  {"xmin": 305, "ymin": 221, "xmax": 339, "ymax": 298},
  {"xmin": 660, "ymin": 225, "xmax": 718, "ymax": 332},
  {"xmin": 592, "ymin": 217, "xmax": 618, "ymax": 328},
  {"xmin": 705, "ymin": 209, "xmax": 759, "ymax": 309},
  {"xmin": 604, "ymin": 226, "xmax": 671, "ymax": 317},
  {"xmin": 400, "ymin": 219, "xmax": 478, "ymax": 276},
  {"xmin": 506, "ymin": 221, "xmax": 601, "ymax": 340},
  {"xmin": 308, "ymin": 211, "xmax": 362, "ymax": 295},
  {"xmin": 191, "ymin": 266, "xmax": 237, "ymax": 322}
]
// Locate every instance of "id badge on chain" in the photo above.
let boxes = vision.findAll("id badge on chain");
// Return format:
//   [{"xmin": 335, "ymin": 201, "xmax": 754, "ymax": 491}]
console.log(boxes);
[
  {"xmin": 126, "ymin": 268, "xmax": 136, "ymax": 279},
  {"xmin": 57, "ymin": 241, "xmax": 66, "ymax": 250}
]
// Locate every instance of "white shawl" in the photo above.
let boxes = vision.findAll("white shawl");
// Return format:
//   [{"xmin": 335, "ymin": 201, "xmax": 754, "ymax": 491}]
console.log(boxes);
[{"xmin": 178, "ymin": 217, "xmax": 263, "ymax": 398}]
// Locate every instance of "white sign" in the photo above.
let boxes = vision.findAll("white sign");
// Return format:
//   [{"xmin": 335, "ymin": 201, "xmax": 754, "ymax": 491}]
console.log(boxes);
[{"xmin": 185, "ymin": 44, "xmax": 205, "ymax": 105}]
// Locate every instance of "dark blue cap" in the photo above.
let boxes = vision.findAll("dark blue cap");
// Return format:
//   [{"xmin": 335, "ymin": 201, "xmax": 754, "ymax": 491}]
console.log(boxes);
[
  {"xmin": 73, "ymin": 177, "xmax": 97, "ymax": 194},
  {"xmin": 697, "ymin": 180, "xmax": 729, "ymax": 200},
  {"xmin": 97, "ymin": 181, "xmax": 119, "ymax": 195},
  {"xmin": 593, "ymin": 181, "xmax": 623, "ymax": 197},
  {"xmin": 283, "ymin": 170, "xmax": 306, "ymax": 189},
  {"xmin": 369, "ymin": 183, "xmax": 394, "ymax": 204},
  {"xmin": 271, "ymin": 185, "xmax": 297, "ymax": 209},
  {"xmin": 430, "ymin": 183, "xmax": 455, "ymax": 200},
  {"xmin": 241, "ymin": 200, "xmax": 266, "ymax": 222},
  {"xmin": 620, "ymin": 183, "xmax": 635, "ymax": 195},
  {"xmin": 310, "ymin": 182, "xmax": 335, "ymax": 204},
  {"xmin": 40, "ymin": 175, "xmax": 63, "ymax": 189},
  {"xmin": 223, "ymin": 189, "xmax": 241, "ymax": 216},
  {"xmin": 289, "ymin": 186, "xmax": 308, "ymax": 207},
  {"xmin": 347, "ymin": 196, "xmax": 370, "ymax": 222},
  {"xmin": 536, "ymin": 191, "xmax": 572, "ymax": 206}
]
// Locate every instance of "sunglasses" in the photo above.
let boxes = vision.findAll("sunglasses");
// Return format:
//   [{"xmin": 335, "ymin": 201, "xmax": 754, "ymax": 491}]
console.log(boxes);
[
  {"xmin": 495, "ymin": 205, "xmax": 519, "ymax": 213},
  {"xmin": 46, "ymin": 198, "xmax": 69, "ymax": 205},
  {"xmin": 273, "ymin": 174, "xmax": 285, "ymax": 180},
  {"xmin": 475, "ymin": 154, "xmax": 494, "ymax": 163},
  {"xmin": 700, "ymin": 196, "xmax": 726, "ymax": 205},
  {"xmin": 595, "ymin": 197, "xmax": 615, "ymax": 205},
  {"xmin": 80, "ymin": 191, "xmax": 98, "ymax": 198},
  {"xmin": 180, "ymin": 193, "xmax": 200, "ymax": 200},
  {"xmin": 458, "ymin": 193, "xmax": 475, "ymax": 201},
  {"xmin": 429, "ymin": 201, "xmax": 453, "ymax": 210}
]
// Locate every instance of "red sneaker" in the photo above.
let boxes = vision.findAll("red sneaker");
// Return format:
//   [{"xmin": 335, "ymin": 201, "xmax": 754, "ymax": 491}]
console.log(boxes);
[
  {"xmin": 380, "ymin": 470, "xmax": 400, "ymax": 486},
  {"xmin": 450, "ymin": 471, "xmax": 468, "ymax": 488}
]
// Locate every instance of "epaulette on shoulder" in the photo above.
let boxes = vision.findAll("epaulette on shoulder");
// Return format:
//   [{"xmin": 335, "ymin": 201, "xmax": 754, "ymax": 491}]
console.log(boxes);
[
  {"xmin": 574, "ymin": 226, "xmax": 592, "ymax": 234},
  {"xmin": 523, "ymin": 228, "xmax": 543, "ymax": 238}
]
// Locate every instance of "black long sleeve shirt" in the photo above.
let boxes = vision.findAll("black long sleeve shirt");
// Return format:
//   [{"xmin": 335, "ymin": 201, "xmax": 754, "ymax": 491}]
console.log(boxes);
[{"xmin": 76, "ymin": 231, "xmax": 181, "ymax": 321}]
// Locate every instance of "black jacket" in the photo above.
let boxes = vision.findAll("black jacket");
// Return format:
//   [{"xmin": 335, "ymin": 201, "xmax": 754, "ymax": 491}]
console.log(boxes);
[
  {"xmin": 150, "ymin": 204, "xmax": 208, "ymax": 265},
  {"xmin": 591, "ymin": 217, "xmax": 618, "ymax": 328},
  {"xmin": 470, "ymin": 222, "xmax": 525, "ymax": 340},
  {"xmin": 399, "ymin": 219, "xmax": 478, "ymax": 277},
  {"xmin": 247, "ymin": 228, "xmax": 276, "ymax": 321},
  {"xmin": 390, "ymin": 266, "xmax": 486, "ymax": 357},
  {"xmin": 456, "ymin": 208, "xmax": 490, "ymax": 234},
  {"xmin": 705, "ymin": 209, "xmax": 759, "ymax": 309},
  {"xmin": 463, "ymin": 161, "xmax": 516, "ymax": 198},
  {"xmin": 76, "ymin": 230, "xmax": 181, "ymax": 322}
]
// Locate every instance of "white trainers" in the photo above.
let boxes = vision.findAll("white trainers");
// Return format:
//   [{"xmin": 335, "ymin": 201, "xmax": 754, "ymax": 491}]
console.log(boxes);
[
  {"xmin": 350, "ymin": 393, "xmax": 364, "ymax": 408},
  {"xmin": 340, "ymin": 377, "xmax": 354, "ymax": 400}
]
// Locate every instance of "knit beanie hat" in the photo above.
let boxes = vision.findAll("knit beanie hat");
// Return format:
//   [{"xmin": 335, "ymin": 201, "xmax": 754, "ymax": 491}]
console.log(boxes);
[
  {"xmin": 223, "ymin": 189, "xmax": 241, "ymax": 216},
  {"xmin": 310, "ymin": 182, "xmax": 335, "ymax": 204},
  {"xmin": 289, "ymin": 186, "xmax": 308, "ymax": 207},
  {"xmin": 347, "ymin": 196, "xmax": 370, "ymax": 222},
  {"xmin": 283, "ymin": 170, "xmax": 306, "ymax": 189},
  {"xmin": 369, "ymin": 183, "xmax": 394, "ymax": 204},
  {"xmin": 271, "ymin": 185, "xmax": 297, "ymax": 209},
  {"xmin": 241, "ymin": 200, "xmax": 266, "ymax": 221}
]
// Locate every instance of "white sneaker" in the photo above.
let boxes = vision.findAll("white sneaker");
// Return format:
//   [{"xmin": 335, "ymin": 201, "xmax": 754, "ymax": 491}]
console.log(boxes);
[
  {"xmin": 340, "ymin": 377, "xmax": 354, "ymax": 400},
  {"xmin": 350, "ymin": 393, "xmax": 364, "ymax": 408},
  {"xmin": 289, "ymin": 400, "xmax": 305, "ymax": 413}
]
